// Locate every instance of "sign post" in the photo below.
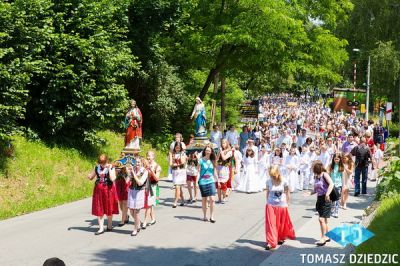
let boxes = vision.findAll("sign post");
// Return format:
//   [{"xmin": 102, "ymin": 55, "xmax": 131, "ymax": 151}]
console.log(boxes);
[{"xmin": 386, "ymin": 102, "xmax": 392, "ymax": 137}]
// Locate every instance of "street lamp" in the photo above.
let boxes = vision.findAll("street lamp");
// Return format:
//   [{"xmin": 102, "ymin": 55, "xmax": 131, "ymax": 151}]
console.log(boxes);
[
  {"xmin": 366, "ymin": 56, "xmax": 371, "ymax": 121},
  {"xmin": 352, "ymin": 48, "xmax": 360, "ymax": 114}
]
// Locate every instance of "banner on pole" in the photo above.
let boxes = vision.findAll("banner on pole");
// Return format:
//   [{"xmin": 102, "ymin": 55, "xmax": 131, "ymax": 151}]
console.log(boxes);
[{"xmin": 386, "ymin": 102, "xmax": 392, "ymax": 121}]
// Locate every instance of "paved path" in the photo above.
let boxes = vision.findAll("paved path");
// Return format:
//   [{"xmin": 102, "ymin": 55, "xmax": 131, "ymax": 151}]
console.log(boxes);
[
  {"xmin": 0, "ymin": 180, "xmax": 375, "ymax": 266},
  {"xmin": 260, "ymin": 182, "xmax": 377, "ymax": 266}
]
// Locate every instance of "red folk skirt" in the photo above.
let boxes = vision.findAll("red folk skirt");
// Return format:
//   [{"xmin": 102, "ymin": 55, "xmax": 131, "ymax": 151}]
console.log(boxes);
[
  {"xmin": 115, "ymin": 179, "xmax": 129, "ymax": 201},
  {"xmin": 226, "ymin": 166, "xmax": 233, "ymax": 189},
  {"xmin": 92, "ymin": 183, "xmax": 119, "ymax": 217},
  {"xmin": 265, "ymin": 204, "xmax": 295, "ymax": 248}
]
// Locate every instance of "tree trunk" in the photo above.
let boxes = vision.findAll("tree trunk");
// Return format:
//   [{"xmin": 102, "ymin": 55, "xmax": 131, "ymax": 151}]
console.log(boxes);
[
  {"xmin": 198, "ymin": 68, "xmax": 218, "ymax": 101},
  {"xmin": 220, "ymin": 75, "xmax": 226, "ymax": 130}
]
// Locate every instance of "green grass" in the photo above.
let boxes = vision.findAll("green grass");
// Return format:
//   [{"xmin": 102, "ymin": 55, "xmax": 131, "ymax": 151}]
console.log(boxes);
[
  {"xmin": 356, "ymin": 195, "xmax": 400, "ymax": 259},
  {"xmin": 0, "ymin": 131, "xmax": 168, "ymax": 220}
]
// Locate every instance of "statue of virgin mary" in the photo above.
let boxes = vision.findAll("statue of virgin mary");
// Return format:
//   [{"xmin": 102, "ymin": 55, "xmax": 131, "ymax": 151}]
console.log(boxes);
[{"xmin": 190, "ymin": 97, "xmax": 207, "ymax": 137}]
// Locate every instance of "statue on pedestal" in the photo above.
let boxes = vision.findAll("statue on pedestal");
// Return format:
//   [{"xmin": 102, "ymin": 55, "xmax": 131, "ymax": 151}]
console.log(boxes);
[
  {"xmin": 124, "ymin": 99, "xmax": 142, "ymax": 149},
  {"xmin": 190, "ymin": 97, "xmax": 207, "ymax": 137}
]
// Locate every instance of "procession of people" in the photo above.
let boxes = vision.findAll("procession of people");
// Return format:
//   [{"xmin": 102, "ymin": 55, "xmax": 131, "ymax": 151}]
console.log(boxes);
[{"xmin": 87, "ymin": 93, "xmax": 387, "ymax": 250}]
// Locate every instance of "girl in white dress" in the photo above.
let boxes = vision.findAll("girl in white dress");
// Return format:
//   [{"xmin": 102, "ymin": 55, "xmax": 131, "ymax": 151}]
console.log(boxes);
[
  {"xmin": 271, "ymin": 148, "xmax": 284, "ymax": 178},
  {"xmin": 284, "ymin": 147, "xmax": 299, "ymax": 193},
  {"xmin": 233, "ymin": 144, "xmax": 243, "ymax": 190},
  {"xmin": 258, "ymin": 145, "xmax": 270, "ymax": 190},
  {"xmin": 298, "ymin": 146, "xmax": 310, "ymax": 190},
  {"xmin": 240, "ymin": 148, "xmax": 260, "ymax": 193},
  {"xmin": 169, "ymin": 142, "xmax": 187, "ymax": 208}
]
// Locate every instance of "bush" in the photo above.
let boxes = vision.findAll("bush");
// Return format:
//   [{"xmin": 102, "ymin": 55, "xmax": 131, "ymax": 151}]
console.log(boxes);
[{"xmin": 376, "ymin": 157, "xmax": 400, "ymax": 200}]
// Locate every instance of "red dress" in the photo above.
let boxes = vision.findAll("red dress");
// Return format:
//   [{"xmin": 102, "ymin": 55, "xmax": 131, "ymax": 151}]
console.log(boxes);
[
  {"xmin": 115, "ymin": 171, "xmax": 129, "ymax": 201},
  {"xmin": 92, "ymin": 165, "xmax": 119, "ymax": 216}
]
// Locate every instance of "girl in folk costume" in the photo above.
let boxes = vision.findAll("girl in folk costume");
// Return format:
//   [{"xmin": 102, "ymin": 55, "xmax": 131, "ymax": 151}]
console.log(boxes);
[
  {"xmin": 328, "ymin": 153, "xmax": 344, "ymax": 218},
  {"xmin": 216, "ymin": 139, "xmax": 233, "ymax": 203},
  {"xmin": 298, "ymin": 146, "xmax": 311, "ymax": 191},
  {"xmin": 169, "ymin": 142, "xmax": 187, "ymax": 208},
  {"xmin": 242, "ymin": 148, "xmax": 260, "ymax": 193},
  {"xmin": 186, "ymin": 152, "xmax": 199, "ymax": 203},
  {"xmin": 265, "ymin": 166, "xmax": 296, "ymax": 250},
  {"xmin": 284, "ymin": 147, "xmax": 300, "ymax": 193},
  {"xmin": 115, "ymin": 159, "xmax": 130, "ymax": 227},
  {"xmin": 258, "ymin": 145, "xmax": 270, "ymax": 190},
  {"xmin": 124, "ymin": 99, "xmax": 143, "ymax": 146},
  {"xmin": 144, "ymin": 151, "xmax": 161, "ymax": 227},
  {"xmin": 87, "ymin": 154, "xmax": 118, "ymax": 235},
  {"xmin": 127, "ymin": 157, "xmax": 149, "ymax": 236},
  {"xmin": 341, "ymin": 153, "xmax": 354, "ymax": 210}
]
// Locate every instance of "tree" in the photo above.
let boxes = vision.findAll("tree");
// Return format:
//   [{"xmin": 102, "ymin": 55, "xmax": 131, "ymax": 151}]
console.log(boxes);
[
  {"xmin": 168, "ymin": 0, "xmax": 352, "ymax": 100},
  {"xmin": 1, "ymin": 0, "xmax": 139, "ymax": 145}
]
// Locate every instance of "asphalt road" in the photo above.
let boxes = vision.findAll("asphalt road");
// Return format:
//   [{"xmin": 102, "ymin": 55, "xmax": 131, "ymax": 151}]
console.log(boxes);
[{"xmin": 0, "ymin": 180, "xmax": 316, "ymax": 266}]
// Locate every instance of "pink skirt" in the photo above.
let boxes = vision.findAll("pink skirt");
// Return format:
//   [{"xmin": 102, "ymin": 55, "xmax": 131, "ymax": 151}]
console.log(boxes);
[{"xmin": 265, "ymin": 204, "xmax": 295, "ymax": 248}]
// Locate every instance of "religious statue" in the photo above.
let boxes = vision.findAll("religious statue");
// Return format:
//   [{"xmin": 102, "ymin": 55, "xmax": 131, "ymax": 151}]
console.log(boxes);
[
  {"xmin": 190, "ymin": 97, "xmax": 207, "ymax": 137},
  {"xmin": 124, "ymin": 99, "xmax": 142, "ymax": 147}
]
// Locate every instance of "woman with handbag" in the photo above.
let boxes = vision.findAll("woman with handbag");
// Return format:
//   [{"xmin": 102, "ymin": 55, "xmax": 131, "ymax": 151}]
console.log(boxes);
[{"xmin": 308, "ymin": 160, "xmax": 334, "ymax": 246}]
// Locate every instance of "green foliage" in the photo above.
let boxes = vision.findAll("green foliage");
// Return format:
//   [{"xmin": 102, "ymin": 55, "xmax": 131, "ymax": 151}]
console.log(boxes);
[
  {"xmin": 356, "ymin": 195, "xmax": 400, "ymax": 256},
  {"xmin": 0, "ymin": 130, "xmax": 168, "ymax": 220},
  {"xmin": 0, "ymin": 0, "xmax": 139, "ymax": 145},
  {"xmin": 376, "ymin": 157, "xmax": 400, "ymax": 200},
  {"xmin": 336, "ymin": 0, "xmax": 400, "ymax": 102},
  {"xmin": 371, "ymin": 41, "xmax": 400, "ymax": 98}
]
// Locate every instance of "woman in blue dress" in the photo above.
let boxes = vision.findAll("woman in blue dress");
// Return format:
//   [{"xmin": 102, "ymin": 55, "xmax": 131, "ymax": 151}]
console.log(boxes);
[{"xmin": 197, "ymin": 145, "xmax": 217, "ymax": 223}]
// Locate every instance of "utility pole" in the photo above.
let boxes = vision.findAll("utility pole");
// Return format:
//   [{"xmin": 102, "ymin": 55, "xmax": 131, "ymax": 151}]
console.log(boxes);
[
  {"xmin": 398, "ymin": 78, "xmax": 400, "ymax": 155},
  {"xmin": 366, "ymin": 56, "xmax": 371, "ymax": 121}
]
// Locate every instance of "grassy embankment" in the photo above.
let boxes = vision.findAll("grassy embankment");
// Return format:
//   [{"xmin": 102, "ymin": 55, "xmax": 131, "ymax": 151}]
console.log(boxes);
[
  {"xmin": 0, "ymin": 131, "xmax": 168, "ymax": 220},
  {"xmin": 355, "ymin": 138, "xmax": 400, "ymax": 258}
]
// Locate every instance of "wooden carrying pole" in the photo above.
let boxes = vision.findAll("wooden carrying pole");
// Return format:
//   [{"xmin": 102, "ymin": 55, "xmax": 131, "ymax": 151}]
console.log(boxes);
[{"xmin": 209, "ymin": 73, "xmax": 219, "ymax": 131}]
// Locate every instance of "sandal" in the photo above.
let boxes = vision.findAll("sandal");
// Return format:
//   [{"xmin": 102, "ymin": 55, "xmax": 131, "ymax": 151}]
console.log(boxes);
[
  {"xmin": 95, "ymin": 229, "xmax": 105, "ymax": 235},
  {"xmin": 141, "ymin": 222, "xmax": 147, "ymax": 230},
  {"xmin": 203, "ymin": 218, "xmax": 209, "ymax": 222},
  {"xmin": 131, "ymin": 230, "xmax": 138, "ymax": 236},
  {"xmin": 278, "ymin": 240, "xmax": 285, "ymax": 245},
  {"xmin": 265, "ymin": 244, "xmax": 272, "ymax": 250},
  {"xmin": 315, "ymin": 240, "xmax": 327, "ymax": 246}
]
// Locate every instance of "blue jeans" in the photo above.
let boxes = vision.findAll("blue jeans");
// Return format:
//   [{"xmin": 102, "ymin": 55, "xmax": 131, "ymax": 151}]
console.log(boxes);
[{"xmin": 354, "ymin": 166, "xmax": 368, "ymax": 195}]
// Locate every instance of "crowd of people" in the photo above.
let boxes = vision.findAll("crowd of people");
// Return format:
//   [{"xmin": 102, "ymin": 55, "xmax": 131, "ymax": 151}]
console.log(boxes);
[{"xmin": 87, "ymin": 93, "xmax": 387, "ymax": 250}]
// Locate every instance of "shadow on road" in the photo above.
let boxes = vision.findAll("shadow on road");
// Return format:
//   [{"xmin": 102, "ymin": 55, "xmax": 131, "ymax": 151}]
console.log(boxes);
[{"xmin": 90, "ymin": 245, "xmax": 268, "ymax": 266}]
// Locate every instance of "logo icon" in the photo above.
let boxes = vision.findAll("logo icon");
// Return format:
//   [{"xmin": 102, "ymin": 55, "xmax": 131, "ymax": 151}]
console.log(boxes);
[{"xmin": 325, "ymin": 224, "xmax": 374, "ymax": 247}]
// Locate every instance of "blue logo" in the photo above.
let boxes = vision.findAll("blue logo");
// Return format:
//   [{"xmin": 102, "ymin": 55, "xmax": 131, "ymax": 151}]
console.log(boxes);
[{"xmin": 325, "ymin": 224, "xmax": 374, "ymax": 247}]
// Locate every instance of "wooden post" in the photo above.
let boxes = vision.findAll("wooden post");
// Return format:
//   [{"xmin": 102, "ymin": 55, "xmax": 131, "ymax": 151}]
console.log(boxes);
[
  {"xmin": 221, "ymin": 75, "xmax": 226, "ymax": 130},
  {"xmin": 210, "ymin": 73, "xmax": 219, "ymax": 131}
]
